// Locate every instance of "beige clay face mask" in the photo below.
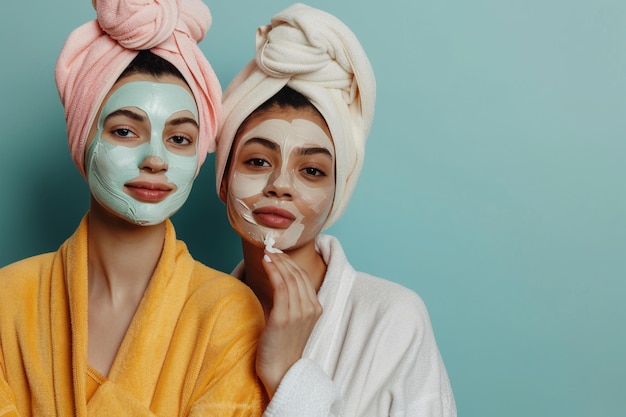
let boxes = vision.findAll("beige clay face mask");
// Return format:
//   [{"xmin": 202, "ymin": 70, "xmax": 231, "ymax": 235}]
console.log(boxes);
[{"xmin": 226, "ymin": 118, "xmax": 335, "ymax": 250}]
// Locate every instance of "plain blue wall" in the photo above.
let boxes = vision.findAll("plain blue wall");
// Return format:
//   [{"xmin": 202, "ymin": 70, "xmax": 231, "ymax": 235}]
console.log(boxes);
[{"xmin": 1, "ymin": 1, "xmax": 625, "ymax": 416}]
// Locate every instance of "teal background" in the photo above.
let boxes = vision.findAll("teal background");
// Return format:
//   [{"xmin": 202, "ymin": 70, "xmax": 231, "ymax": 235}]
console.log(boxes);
[{"xmin": 1, "ymin": 1, "xmax": 625, "ymax": 416}]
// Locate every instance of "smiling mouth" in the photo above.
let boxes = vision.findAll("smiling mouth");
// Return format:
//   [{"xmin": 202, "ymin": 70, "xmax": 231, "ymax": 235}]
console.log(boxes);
[{"xmin": 253, "ymin": 207, "xmax": 296, "ymax": 229}]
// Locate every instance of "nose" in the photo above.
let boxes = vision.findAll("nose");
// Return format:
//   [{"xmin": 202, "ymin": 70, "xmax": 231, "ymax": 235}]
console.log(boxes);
[
  {"xmin": 263, "ymin": 168, "xmax": 293, "ymax": 199},
  {"xmin": 139, "ymin": 155, "xmax": 168, "ymax": 173},
  {"xmin": 140, "ymin": 133, "xmax": 168, "ymax": 173}
]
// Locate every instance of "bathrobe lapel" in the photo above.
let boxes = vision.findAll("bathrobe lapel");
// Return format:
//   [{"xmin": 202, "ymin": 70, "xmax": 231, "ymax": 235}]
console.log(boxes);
[
  {"xmin": 99, "ymin": 219, "xmax": 193, "ymax": 404},
  {"xmin": 305, "ymin": 235, "xmax": 356, "ymax": 376},
  {"xmin": 49, "ymin": 216, "xmax": 194, "ymax": 415},
  {"xmin": 49, "ymin": 216, "xmax": 89, "ymax": 416}
]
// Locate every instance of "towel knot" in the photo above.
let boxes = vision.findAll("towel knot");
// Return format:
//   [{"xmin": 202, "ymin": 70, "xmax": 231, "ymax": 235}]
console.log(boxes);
[
  {"xmin": 255, "ymin": 21, "xmax": 357, "ymax": 106},
  {"xmin": 215, "ymin": 3, "xmax": 376, "ymax": 230},
  {"xmin": 55, "ymin": 0, "xmax": 221, "ymax": 178},
  {"xmin": 94, "ymin": 0, "xmax": 209, "ymax": 50}
]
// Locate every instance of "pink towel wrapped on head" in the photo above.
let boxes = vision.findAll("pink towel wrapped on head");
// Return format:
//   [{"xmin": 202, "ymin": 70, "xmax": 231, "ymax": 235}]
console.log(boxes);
[{"xmin": 55, "ymin": 0, "xmax": 222, "ymax": 177}]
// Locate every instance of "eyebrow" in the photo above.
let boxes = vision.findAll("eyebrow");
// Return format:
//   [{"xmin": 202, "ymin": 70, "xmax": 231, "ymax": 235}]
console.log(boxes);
[
  {"xmin": 103, "ymin": 109, "xmax": 145, "ymax": 124},
  {"xmin": 297, "ymin": 146, "xmax": 333, "ymax": 159},
  {"xmin": 243, "ymin": 137, "xmax": 278, "ymax": 150},
  {"xmin": 168, "ymin": 116, "xmax": 199, "ymax": 128},
  {"xmin": 243, "ymin": 137, "xmax": 332, "ymax": 158}
]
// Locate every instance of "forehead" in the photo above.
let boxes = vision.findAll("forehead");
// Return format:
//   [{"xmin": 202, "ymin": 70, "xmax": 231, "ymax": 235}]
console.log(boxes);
[
  {"xmin": 100, "ymin": 81, "xmax": 198, "ymax": 122},
  {"xmin": 237, "ymin": 106, "xmax": 332, "ymax": 143},
  {"xmin": 98, "ymin": 73, "xmax": 196, "ymax": 117},
  {"xmin": 238, "ymin": 118, "xmax": 336, "ymax": 160},
  {"xmin": 108, "ymin": 72, "xmax": 192, "ymax": 98}
]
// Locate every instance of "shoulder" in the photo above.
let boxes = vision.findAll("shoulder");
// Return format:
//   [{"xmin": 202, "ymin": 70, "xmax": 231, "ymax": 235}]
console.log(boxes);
[
  {"xmin": 350, "ymin": 272, "xmax": 434, "ymax": 338},
  {"xmin": 185, "ymin": 261, "xmax": 264, "ymax": 327},
  {"xmin": 0, "ymin": 253, "xmax": 55, "ymax": 292},
  {"xmin": 188, "ymin": 261, "xmax": 257, "ymax": 301},
  {"xmin": 316, "ymin": 234, "xmax": 438, "ymax": 346},
  {"xmin": 353, "ymin": 272, "xmax": 428, "ymax": 315},
  {"xmin": 317, "ymin": 234, "xmax": 431, "ymax": 328},
  {"xmin": 344, "ymin": 274, "xmax": 450, "ymax": 388},
  {"xmin": 0, "ymin": 253, "xmax": 56, "ymax": 322},
  {"xmin": 179, "ymin": 263, "xmax": 263, "ymax": 360}
]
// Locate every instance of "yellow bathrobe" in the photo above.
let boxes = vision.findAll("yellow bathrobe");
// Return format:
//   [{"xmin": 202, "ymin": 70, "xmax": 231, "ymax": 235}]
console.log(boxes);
[{"xmin": 0, "ymin": 216, "xmax": 265, "ymax": 416}]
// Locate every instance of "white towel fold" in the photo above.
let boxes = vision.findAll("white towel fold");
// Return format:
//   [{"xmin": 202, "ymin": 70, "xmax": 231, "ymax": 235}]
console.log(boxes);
[{"xmin": 215, "ymin": 3, "xmax": 376, "ymax": 229}]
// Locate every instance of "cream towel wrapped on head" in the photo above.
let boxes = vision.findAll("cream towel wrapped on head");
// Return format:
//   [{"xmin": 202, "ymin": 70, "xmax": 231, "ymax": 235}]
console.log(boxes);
[
  {"xmin": 55, "ymin": 0, "xmax": 222, "ymax": 177},
  {"xmin": 215, "ymin": 2, "xmax": 376, "ymax": 229}
]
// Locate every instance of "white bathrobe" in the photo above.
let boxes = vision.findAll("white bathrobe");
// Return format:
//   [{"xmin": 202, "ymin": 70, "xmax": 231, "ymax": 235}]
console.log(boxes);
[{"xmin": 234, "ymin": 234, "xmax": 456, "ymax": 417}]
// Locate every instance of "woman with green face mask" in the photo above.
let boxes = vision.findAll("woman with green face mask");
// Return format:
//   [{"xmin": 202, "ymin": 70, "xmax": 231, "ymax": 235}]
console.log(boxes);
[{"xmin": 0, "ymin": 1, "xmax": 265, "ymax": 416}]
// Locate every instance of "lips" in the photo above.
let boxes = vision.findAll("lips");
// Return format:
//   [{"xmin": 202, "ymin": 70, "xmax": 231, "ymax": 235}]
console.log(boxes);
[
  {"xmin": 125, "ymin": 181, "xmax": 174, "ymax": 203},
  {"xmin": 253, "ymin": 206, "xmax": 296, "ymax": 229}
]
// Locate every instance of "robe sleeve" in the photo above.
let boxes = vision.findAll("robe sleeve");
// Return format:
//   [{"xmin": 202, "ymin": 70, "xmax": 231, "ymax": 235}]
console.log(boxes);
[{"xmin": 263, "ymin": 359, "xmax": 341, "ymax": 417}]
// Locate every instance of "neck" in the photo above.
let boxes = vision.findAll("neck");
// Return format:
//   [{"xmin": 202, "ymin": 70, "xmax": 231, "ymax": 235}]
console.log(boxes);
[
  {"xmin": 240, "ymin": 237, "xmax": 327, "ymax": 318},
  {"xmin": 87, "ymin": 198, "xmax": 166, "ymax": 306}
]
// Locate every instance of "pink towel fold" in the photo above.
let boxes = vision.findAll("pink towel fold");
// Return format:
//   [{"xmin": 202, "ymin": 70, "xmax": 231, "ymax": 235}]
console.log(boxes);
[{"xmin": 55, "ymin": 0, "xmax": 222, "ymax": 177}]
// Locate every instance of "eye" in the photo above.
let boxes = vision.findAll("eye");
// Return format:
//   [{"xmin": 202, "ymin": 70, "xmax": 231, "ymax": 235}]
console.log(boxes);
[
  {"xmin": 245, "ymin": 157, "xmax": 271, "ymax": 168},
  {"xmin": 301, "ymin": 166, "xmax": 327, "ymax": 177},
  {"xmin": 111, "ymin": 127, "xmax": 137, "ymax": 138},
  {"xmin": 168, "ymin": 134, "xmax": 192, "ymax": 146}
]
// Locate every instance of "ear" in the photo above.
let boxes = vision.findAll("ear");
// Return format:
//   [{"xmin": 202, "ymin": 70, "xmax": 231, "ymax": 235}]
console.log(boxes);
[{"xmin": 218, "ymin": 177, "xmax": 227, "ymax": 203}]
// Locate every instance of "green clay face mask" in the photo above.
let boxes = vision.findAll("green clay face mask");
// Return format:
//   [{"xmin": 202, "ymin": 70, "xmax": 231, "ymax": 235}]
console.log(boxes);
[{"xmin": 85, "ymin": 81, "xmax": 199, "ymax": 225}]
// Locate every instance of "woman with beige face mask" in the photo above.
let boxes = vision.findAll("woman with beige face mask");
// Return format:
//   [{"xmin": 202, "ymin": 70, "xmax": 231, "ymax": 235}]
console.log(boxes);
[
  {"xmin": 0, "ymin": 1, "xmax": 265, "ymax": 415},
  {"xmin": 215, "ymin": 4, "xmax": 457, "ymax": 416}
]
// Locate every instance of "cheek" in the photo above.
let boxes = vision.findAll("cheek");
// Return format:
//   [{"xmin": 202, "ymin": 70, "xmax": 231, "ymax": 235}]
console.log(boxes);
[
  {"xmin": 164, "ymin": 153, "xmax": 197, "ymax": 187},
  {"xmin": 225, "ymin": 173, "xmax": 266, "ymax": 246},
  {"xmin": 88, "ymin": 140, "xmax": 142, "ymax": 182},
  {"xmin": 303, "ymin": 187, "xmax": 333, "ymax": 214},
  {"xmin": 226, "ymin": 171, "xmax": 264, "ymax": 228},
  {"xmin": 297, "ymin": 180, "xmax": 335, "ymax": 224},
  {"xmin": 229, "ymin": 171, "xmax": 268, "ymax": 200}
]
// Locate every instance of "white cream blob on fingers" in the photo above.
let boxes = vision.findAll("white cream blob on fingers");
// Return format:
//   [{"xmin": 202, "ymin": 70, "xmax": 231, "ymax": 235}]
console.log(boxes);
[
  {"xmin": 225, "ymin": 117, "xmax": 335, "ymax": 250},
  {"xmin": 85, "ymin": 81, "xmax": 199, "ymax": 225}
]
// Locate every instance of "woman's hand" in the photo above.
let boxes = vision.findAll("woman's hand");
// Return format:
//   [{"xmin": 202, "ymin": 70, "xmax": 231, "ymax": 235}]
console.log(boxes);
[{"xmin": 256, "ymin": 251, "xmax": 323, "ymax": 399}]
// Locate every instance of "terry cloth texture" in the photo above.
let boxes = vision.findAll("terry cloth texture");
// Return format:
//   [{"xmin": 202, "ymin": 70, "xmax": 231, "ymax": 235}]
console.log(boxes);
[
  {"xmin": 215, "ymin": 3, "xmax": 376, "ymax": 230},
  {"xmin": 232, "ymin": 235, "xmax": 457, "ymax": 417},
  {"xmin": 0, "ymin": 216, "xmax": 265, "ymax": 416},
  {"xmin": 55, "ymin": 0, "xmax": 222, "ymax": 177}
]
